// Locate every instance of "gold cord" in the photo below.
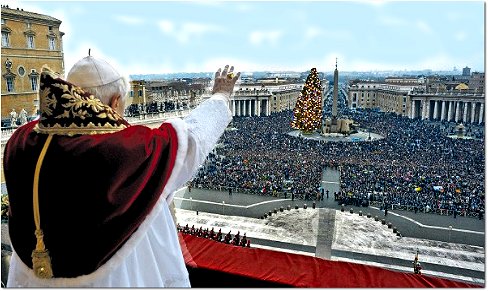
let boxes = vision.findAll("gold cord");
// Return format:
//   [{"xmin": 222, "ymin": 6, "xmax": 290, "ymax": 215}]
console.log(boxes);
[{"xmin": 32, "ymin": 134, "xmax": 54, "ymax": 278}]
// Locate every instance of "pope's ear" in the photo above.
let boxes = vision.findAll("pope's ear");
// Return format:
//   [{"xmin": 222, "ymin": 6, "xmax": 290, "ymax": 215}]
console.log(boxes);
[{"xmin": 109, "ymin": 94, "xmax": 121, "ymax": 110}]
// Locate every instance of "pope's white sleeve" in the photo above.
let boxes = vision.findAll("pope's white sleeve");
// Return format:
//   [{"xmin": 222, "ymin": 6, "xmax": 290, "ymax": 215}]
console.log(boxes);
[{"xmin": 161, "ymin": 93, "xmax": 232, "ymax": 202}]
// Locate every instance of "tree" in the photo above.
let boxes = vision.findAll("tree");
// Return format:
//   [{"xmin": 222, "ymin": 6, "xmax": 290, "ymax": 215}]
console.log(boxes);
[{"xmin": 291, "ymin": 68, "xmax": 322, "ymax": 133}]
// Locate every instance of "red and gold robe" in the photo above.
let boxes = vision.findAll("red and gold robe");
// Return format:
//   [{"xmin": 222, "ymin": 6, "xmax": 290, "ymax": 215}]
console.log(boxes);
[{"xmin": 4, "ymin": 68, "xmax": 232, "ymax": 287}]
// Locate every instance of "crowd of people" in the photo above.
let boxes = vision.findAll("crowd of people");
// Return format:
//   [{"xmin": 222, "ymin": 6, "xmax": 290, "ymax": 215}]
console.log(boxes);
[
  {"xmin": 124, "ymin": 100, "xmax": 187, "ymax": 117},
  {"xmin": 338, "ymin": 111, "xmax": 484, "ymax": 218},
  {"xmin": 177, "ymin": 224, "xmax": 251, "ymax": 247},
  {"xmin": 189, "ymin": 104, "xmax": 484, "ymax": 218},
  {"xmin": 190, "ymin": 113, "xmax": 325, "ymax": 201}
]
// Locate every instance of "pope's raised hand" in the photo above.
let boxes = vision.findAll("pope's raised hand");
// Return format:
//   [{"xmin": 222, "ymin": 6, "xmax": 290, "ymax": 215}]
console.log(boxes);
[{"xmin": 212, "ymin": 65, "xmax": 240, "ymax": 98}]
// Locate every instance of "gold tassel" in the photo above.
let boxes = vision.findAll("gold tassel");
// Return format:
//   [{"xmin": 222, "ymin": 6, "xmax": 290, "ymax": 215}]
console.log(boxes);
[
  {"xmin": 32, "ymin": 230, "xmax": 53, "ymax": 278},
  {"xmin": 32, "ymin": 134, "xmax": 54, "ymax": 279}
]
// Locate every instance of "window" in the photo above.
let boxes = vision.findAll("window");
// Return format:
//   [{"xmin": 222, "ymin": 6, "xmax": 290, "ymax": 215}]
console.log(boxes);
[
  {"xmin": 27, "ymin": 35, "xmax": 35, "ymax": 48},
  {"xmin": 138, "ymin": 89, "xmax": 142, "ymax": 97},
  {"xmin": 48, "ymin": 26, "xmax": 53, "ymax": 31},
  {"xmin": 48, "ymin": 37, "xmax": 56, "ymax": 50},
  {"xmin": 29, "ymin": 70, "xmax": 39, "ymax": 91},
  {"xmin": 18, "ymin": 66, "xmax": 25, "ymax": 76},
  {"xmin": 2, "ymin": 31, "xmax": 9, "ymax": 47},
  {"xmin": 26, "ymin": 22, "xmax": 31, "ymax": 29},
  {"xmin": 1, "ymin": 19, "xmax": 5, "ymax": 25},
  {"xmin": 6, "ymin": 77, "xmax": 14, "ymax": 92},
  {"xmin": 30, "ymin": 75, "xmax": 38, "ymax": 91},
  {"xmin": 130, "ymin": 91, "xmax": 134, "ymax": 97}
]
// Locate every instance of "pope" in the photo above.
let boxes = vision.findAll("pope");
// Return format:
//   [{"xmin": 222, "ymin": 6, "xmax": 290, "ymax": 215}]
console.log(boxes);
[{"xmin": 3, "ymin": 54, "xmax": 240, "ymax": 287}]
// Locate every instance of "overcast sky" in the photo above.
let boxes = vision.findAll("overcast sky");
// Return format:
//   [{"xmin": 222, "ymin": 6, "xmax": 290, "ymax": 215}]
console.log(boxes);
[{"xmin": 11, "ymin": 0, "xmax": 486, "ymax": 75}]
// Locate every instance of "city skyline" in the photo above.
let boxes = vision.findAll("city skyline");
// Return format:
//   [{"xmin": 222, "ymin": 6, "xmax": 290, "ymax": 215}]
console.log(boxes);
[{"xmin": 10, "ymin": 0, "xmax": 486, "ymax": 76}]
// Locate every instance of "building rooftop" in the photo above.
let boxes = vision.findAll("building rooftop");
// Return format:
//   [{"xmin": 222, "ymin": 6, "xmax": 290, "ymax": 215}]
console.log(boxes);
[{"xmin": 1, "ymin": 5, "xmax": 61, "ymax": 24}]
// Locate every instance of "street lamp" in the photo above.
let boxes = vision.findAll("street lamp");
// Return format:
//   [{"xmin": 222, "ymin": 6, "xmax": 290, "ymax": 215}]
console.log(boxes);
[
  {"xmin": 222, "ymin": 201, "xmax": 225, "ymax": 215},
  {"xmin": 190, "ymin": 197, "xmax": 193, "ymax": 211}
]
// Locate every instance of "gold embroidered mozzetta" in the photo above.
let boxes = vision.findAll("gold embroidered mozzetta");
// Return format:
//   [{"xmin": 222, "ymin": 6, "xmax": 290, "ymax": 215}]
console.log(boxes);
[{"xmin": 34, "ymin": 67, "xmax": 128, "ymax": 136}]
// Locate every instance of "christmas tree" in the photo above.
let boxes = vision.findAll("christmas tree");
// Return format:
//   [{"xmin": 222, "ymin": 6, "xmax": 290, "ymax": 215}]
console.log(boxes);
[{"xmin": 291, "ymin": 68, "xmax": 322, "ymax": 133}]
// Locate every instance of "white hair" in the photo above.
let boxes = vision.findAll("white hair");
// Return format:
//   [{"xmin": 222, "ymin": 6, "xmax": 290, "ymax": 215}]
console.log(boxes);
[{"xmin": 82, "ymin": 76, "xmax": 129, "ymax": 105}]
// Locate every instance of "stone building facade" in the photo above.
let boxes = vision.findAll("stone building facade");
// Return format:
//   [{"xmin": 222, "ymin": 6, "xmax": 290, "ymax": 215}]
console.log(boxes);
[
  {"xmin": 127, "ymin": 79, "xmax": 209, "ymax": 115},
  {"xmin": 232, "ymin": 83, "xmax": 301, "ymax": 117},
  {"xmin": 348, "ymin": 82, "xmax": 417, "ymax": 116},
  {"xmin": 409, "ymin": 91, "xmax": 484, "ymax": 124},
  {"xmin": 348, "ymin": 76, "xmax": 485, "ymax": 124},
  {"xmin": 1, "ymin": 6, "xmax": 64, "ymax": 120},
  {"xmin": 469, "ymin": 72, "xmax": 485, "ymax": 94}
]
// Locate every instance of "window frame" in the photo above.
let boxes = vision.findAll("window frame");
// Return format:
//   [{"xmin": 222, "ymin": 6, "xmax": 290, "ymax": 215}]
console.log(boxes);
[
  {"xmin": 48, "ymin": 36, "xmax": 56, "ymax": 50},
  {"xmin": 27, "ymin": 34, "xmax": 35, "ymax": 49},
  {"xmin": 30, "ymin": 75, "xmax": 38, "ymax": 91},
  {"xmin": 6, "ymin": 76, "xmax": 14, "ymax": 92},
  {"xmin": 2, "ymin": 31, "xmax": 10, "ymax": 47},
  {"xmin": 18, "ymin": 66, "xmax": 26, "ymax": 77},
  {"xmin": 29, "ymin": 70, "xmax": 40, "ymax": 91}
]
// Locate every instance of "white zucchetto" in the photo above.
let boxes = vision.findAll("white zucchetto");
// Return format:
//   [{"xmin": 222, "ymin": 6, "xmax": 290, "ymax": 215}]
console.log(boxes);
[{"xmin": 67, "ymin": 56, "xmax": 122, "ymax": 88}]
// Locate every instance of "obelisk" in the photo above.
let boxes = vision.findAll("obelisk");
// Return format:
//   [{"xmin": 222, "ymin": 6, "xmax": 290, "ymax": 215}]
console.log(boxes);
[{"xmin": 331, "ymin": 58, "xmax": 338, "ymax": 124}]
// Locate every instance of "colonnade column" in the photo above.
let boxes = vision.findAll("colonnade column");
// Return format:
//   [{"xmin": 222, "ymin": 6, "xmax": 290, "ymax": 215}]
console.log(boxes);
[
  {"xmin": 433, "ymin": 101, "xmax": 439, "ymax": 120},
  {"xmin": 440, "ymin": 101, "xmax": 446, "ymax": 121},
  {"xmin": 455, "ymin": 101, "xmax": 461, "ymax": 123},
  {"xmin": 411, "ymin": 100, "xmax": 416, "ymax": 119},
  {"xmin": 463, "ymin": 102, "xmax": 468, "ymax": 123},
  {"xmin": 421, "ymin": 100, "xmax": 427, "ymax": 120},
  {"xmin": 479, "ymin": 104, "xmax": 484, "ymax": 124},
  {"xmin": 471, "ymin": 102, "xmax": 476, "ymax": 124},
  {"xmin": 447, "ymin": 101, "xmax": 453, "ymax": 122},
  {"xmin": 232, "ymin": 100, "xmax": 236, "ymax": 116}
]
